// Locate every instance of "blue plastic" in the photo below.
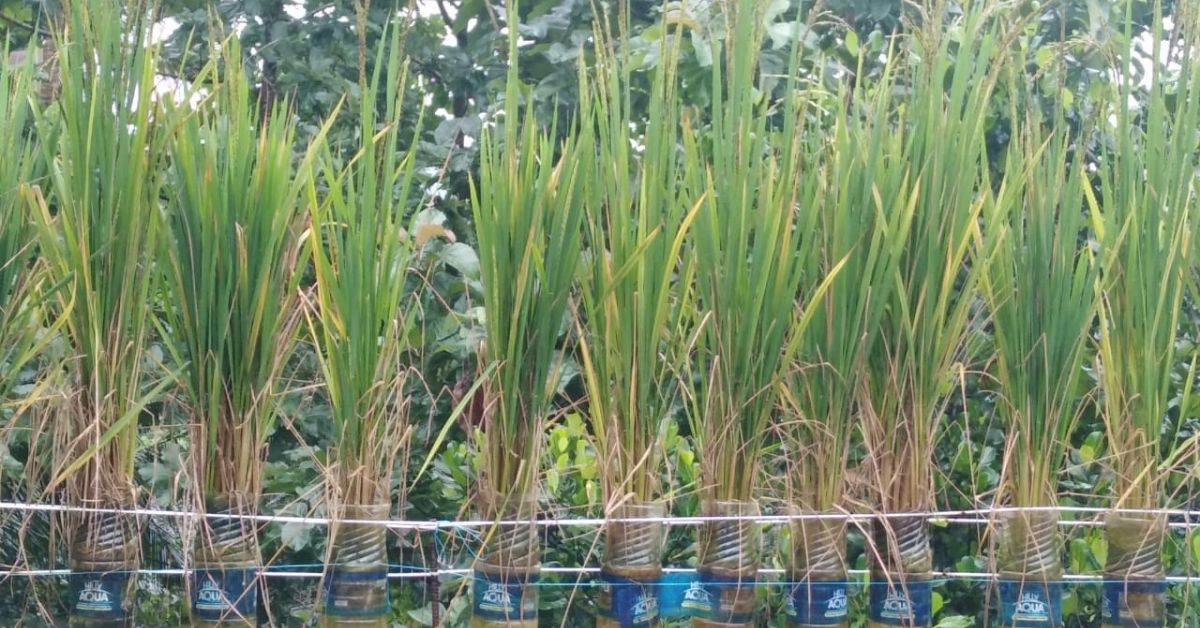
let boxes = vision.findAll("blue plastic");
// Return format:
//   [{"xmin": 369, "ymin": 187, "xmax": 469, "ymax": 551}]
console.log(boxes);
[
  {"xmin": 657, "ymin": 572, "xmax": 697, "ymax": 619},
  {"xmin": 472, "ymin": 568, "xmax": 538, "ymax": 621},
  {"xmin": 597, "ymin": 570, "xmax": 659, "ymax": 626},
  {"xmin": 322, "ymin": 568, "xmax": 390, "ymax": 618},
  {"xmin": 70, "ymin": 571, "xmax": 129, "ymax": 620},
  {"xmin": 868, "ymin": 579, "xmax": 932, "ymax": 626},
  {"xmin": 1101, "ymin": 580, "xmax": 1166, "ymax": 628},
  {"xmin": 787, "ymin": 580, "xmax": 850, "ymax": 625},
  {"xmin": 998, "ymin": 580, "xmax": 1062, "ymax": 626}
]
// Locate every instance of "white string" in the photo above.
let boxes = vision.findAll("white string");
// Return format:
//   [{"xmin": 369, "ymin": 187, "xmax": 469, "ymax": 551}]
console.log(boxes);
[
  {"xmin": 1, "ymin": 566, "xmax": 1198, "ymax": 584},
  {"xmin": 2, "ymin": 501, "xmax": 1197, "ymax": 528},
  {"xmin": 942, "ymin": 517, "xmax": 1198, "ymax": 529},
  {"xmin": 0, "ymin": 501, "xmax": 436, "ymax": 530}
]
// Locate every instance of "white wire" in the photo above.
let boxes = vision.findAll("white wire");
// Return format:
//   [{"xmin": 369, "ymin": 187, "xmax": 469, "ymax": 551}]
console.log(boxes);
[
  {"xmin": 942, "ymin": 517, "xmax": 1200, "ymax": 530},
  {"xmin": 3, "ymin": 504, "xmax": 1196, "ymax": 587},
  {"xmin": 0, "ymin": 501, "xmax": 436, "ymax": 530},
  {"xmin": 2, "ymin": 501, "xmax": 1196, "ymax": 528},
  {"xmin": 1, "ymin": 566, "xmax": 1198, "ymax": 584}
]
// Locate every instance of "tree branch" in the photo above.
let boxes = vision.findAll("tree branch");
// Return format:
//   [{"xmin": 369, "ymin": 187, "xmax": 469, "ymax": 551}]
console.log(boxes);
[
  {"xmin": 435, "ymin": 0, "xmax": 456, "ymax": 34},
  {"xmin": 0, "ymin": 11, "xmax": 49, "ymax": 39}
]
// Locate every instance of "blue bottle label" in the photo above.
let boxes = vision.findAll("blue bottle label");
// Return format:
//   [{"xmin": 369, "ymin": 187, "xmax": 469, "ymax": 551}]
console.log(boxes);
[
  {"xmin": 70, "ymin": 570, "xmax": 129, "ymax": 620},
  {"xmin": 787, "ymin": 580, "xmax": 850, "ymax": 625},
  {"xmin": 656, "ymin": 572, "xmax": 697, "ymax": 619},
  {"xmin": 1101, "ymin": 580, "xmax": 1166, "ymax": 628},
  {"xmin": 998, "ymin": 580, "xmax": 1062, "ymax": 626},
  {"xmin": 472, "ymin": 568, "xmax": 538, "ymax": 621},
  {"xmin": 868, "ymin": 579, "xmax": 932, "ymax": 626},
  {"xmin": 692, "ymin": 571, "xmax": 755, "ymax": 624},
  {"xmin": 191, "ymin": 567, "xmax": 257, "ymax": 621},
  {"xmin": 597, "ymin": 571, "xmax": 659, "ymax": 626},
  {"xmin": 323, "ymin": 568, "xmax": 390, "ymax": 617},
  {"xmin": 677, "ymin": 574, "xmax": 716, "ymax": 618}
]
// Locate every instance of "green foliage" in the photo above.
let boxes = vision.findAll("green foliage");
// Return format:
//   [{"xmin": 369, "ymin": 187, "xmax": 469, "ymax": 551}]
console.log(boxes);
[{"xmin": 0, "ymin": 0, "xmax": 44, "ymax": 51}]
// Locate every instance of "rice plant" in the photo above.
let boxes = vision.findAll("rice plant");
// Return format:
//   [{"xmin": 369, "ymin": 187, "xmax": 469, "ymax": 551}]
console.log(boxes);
[
  {"xmin": 680, "ymin": 0, "xmax": 820, "ymax": 504},
  {"xmin": 773, "ymin": 48, "xmax": 919, "ymax": 627},
  {"xmin": 857, "ymin": 2, "xmax": 1002, "ymax": 521},
  {"xmin": 781, "ymin": 58, "xmax": 912, "ymax": 515},
  {"xmin": 854, "ymin": 7, "xmax": 1006, "ymax": 621},
  {"xmin": 0, "ymin": 49, "xmax": 53, "ymax": 405},
  {"xmin": 470, "ymin": 2, "xmax": 590, "ymax": 508},
  {"xmin": 34, "ymin": 0, "xmax": 167, "ymax": 505},
  {"xmin": 305, "ymin": 21, "xmax": 419, "ymax": 523},
  {"xmin": 980, "ymin": 112, "xmax": 1099, "ymax": 624},
  {"xmin": 161, "ymin": 40, "xmax": 316, "ymax": 511},
  {"xmin": 574, "ymin": 15, "xmax": 696, "ymax": 625},
  {"xmin": 982, "ymin": 122, "xmax": 1096, "ymax": 513},
  {"xmin": 1, "ymin": 30, "xmax": 63, "ymax": 524},
  {"xmin": 1087, "ymin": 7, "xmax": 1200, "ymax": 622},
  {"xmin": 669, "ymin": 3, "xmax": 825, "ymax": 623},
  {"xmin": 1091, "ymin": 2, "xmax": 1200, "ymax": 512},
  {"xmin": 576, "ymin": 15, "xmax": 694, "ymax": 509}
]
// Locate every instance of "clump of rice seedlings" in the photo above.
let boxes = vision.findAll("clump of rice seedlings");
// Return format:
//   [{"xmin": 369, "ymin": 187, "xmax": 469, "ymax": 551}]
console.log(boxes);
[
  {"xmin": 467, "ymin": 0, "xmax": 591, "ymax": 622},
  {"xmin": 1, "ymin": 33, "xmax": 65, "ymax": 613},
  {"xmin": 1089, "ymin": 3, "xmax": 1200, "ymax": 623},
  {"xmin": 677, "ymin": 0, "xmax": 823, "ymax": 623},
  {"xmin": 1, "ymin": 39, "xmax": 55, "ymax": 412},
  {"xmin": 856, "ymin": 4, "xmax": 1006, "ymax": 625},
  {"xmin": 30, "ymin": 1, "xmax": 169, "ymax": 623},
  {"xmin": 575, "ymin": 11, "xmax": 695, "ymax": 626},
  {"xmin": 981, "ymin": 115, "xmax": 1097, "ymax": 625},
  {"xmin": 159, "ymin": 38, "xmax": 328, "ymax": 626},
  {"xmin": 779, "ymin": 52, "xmax": 911, "ymax": 627},
  {"xmin": 303, "ymin": 22, "xmax": 421, "ymax": 627}
]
